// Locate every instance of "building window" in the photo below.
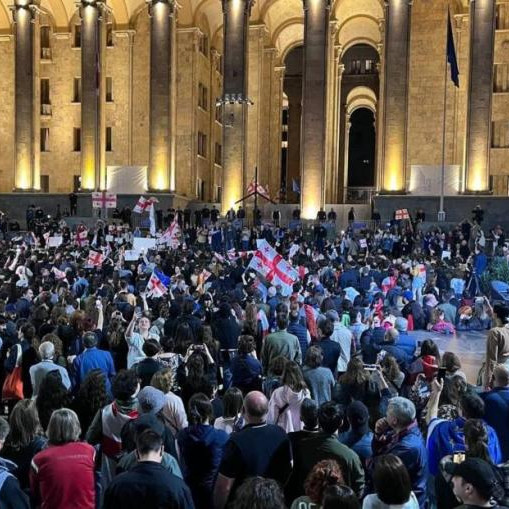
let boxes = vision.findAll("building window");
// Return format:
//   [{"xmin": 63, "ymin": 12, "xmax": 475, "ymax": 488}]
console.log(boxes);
[
  {"xmin": 198, "ymin": 83, "xmax": 208, "ymax": 110},
  {"xmin": 74, "ymin": 23, "xmax": 81, "ymax": 48},
  {"xmin": 496, "ymin": 3, "xmax": 509, "ymax": 30},
  {"xmin": 196, "ymin": 178, "xmax": 205, "ymax": 200},
  {"xmin": 106, "ymin": 77, "xmax": 113, "ymax": 102},
  {"xmin": 492, "ymin": 121, "xmax": 509, "ymax": 148},
  {"xmin": 40, "ymin": 26, "xmax": 51, "ymax": 59},
  {"xmin": 215, "ymin": 54, "xmax": 223, "ymax": 75},
  {"xmin": 40, "ymin": 175, "xmax": 49, "ymax": 193},
  {"xmin": 199, "ymin": 33, "xmax": 208, "ymax": 56},
  {"xmin": 494, "ymin": 64, "xmax": 509, "ymax": 93},
  {"xmin": 106, "ymin": 22, "xmax": 114, "ymax": 47},
  {"xmin": 197, "ymin": 131, "xmax": 207, "ymax": 157},
  {"xmin": 73, "ymin": 128, "xmax": 81, "ymax": 151},
  {"xmin": 215, "ymin": 104, "xmax": 222, "ymax": 123},
  {"xmin": 40, "ymin": 128, "xmax": 50, "ymax": 152},
  {"xmin": 73, "ymin": 77, "xmax": 81, "ymax": 103},
  {"xmin": 40, "ymin": 78, "xmax": 51, "ymax": 115},
  {"xmin": 106, "ymin": 127, "xmax": 112, "ymax": 151},
  {"xmin": 214, "ymin": 143, "xmax": 222, "ymax": 166}
]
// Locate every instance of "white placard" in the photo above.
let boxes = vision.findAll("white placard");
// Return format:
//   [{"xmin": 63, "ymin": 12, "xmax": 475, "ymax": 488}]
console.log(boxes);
[
  {"xmin": 105, "ymin": 235, "xmax": 114, "ymax": 242},
  {"xmin": 359, "ymin": 238, "xmax": 367, "ymax": 248},
  {"xmin": 133, "ymin": 237, "xmax": 157, "ymax": 251},
  {"xmin": 442, "ymin": 250, "xmax": 451, "ymax": 260},
  {"xmin": 124, "ymin": 250, "xmax": 141, "ymax": 261},
  {"xmin": 47, "ymin": 236, "xmax": 63, "ymax": 247}
]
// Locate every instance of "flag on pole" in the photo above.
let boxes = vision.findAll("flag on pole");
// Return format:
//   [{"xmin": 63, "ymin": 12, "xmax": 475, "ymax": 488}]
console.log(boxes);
[
  {"xmin": 88, "ymin": 250, "xmax": 105, "ymax": 267},
  {"xmin": 292, "ymin": 179, "xmax": 301, "ymax": 194},
  {"xmin": 246, "ymin": 239, "xmax": 299, "ymax": 296},
  {"xmin": 149, "ymin": 202, "xmax": 157, "ymax": 236},
  {"xmin": 159, "ymin": 220, "xmax": 180, "ymax": 248},
  {"xmin": 247, "ymin": 180, "xmax": 270, "ymax": 199},
  {"xmin": 146, "ymin": 269, "xmax": 171, "ymax": 298},
  {"xmin": 447, "ymin": 9, "xmax": 460, "ymax": 87}
]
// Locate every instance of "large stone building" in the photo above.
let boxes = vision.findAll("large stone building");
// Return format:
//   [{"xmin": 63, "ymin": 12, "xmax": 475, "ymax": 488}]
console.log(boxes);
[{"xmin": 0, "ymin": 0, "xmax": 507, "ymax": 218}]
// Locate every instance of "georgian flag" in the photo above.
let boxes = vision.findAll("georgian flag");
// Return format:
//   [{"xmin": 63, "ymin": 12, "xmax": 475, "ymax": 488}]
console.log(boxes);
[
  {"xmin": 133, "ymin": 196, "xmax": 159, "ymax": 214},
  {"xmin": 88, "ymin": 250, "xmax": 105, "ymax": 267},
  {"xmin": 146, "ymin": 269, "xmax": 171, "ymax": 298},
  {"xmin": 159, "ymin": 220, "xmax": 180, "ymax": 248},
  {"xmin": 246, "ymin": 239, "xmax": 299, "ymax": 296},
  {"xmin": 76, "ymin": 225, "xmax": 89, "ymax": 246},
  {"xmin": 247, "ymin": 180, "xmax": 270, "ymax": 199},
  {"xmin": 52, "ymin": 267, "xmax": 67, "ymax": 280}
]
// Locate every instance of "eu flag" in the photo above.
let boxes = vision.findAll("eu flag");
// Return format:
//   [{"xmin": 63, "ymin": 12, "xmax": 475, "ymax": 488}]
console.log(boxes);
[{"xmin": 447, "ymin": 9, "xmax": 460, "ymax": 87}]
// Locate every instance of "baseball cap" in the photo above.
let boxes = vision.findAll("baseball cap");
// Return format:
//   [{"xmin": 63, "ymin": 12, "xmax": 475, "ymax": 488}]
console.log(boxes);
[
  {"xmin": 137, "ymin": 386, "xmax": 166, "ymax": 415},
  {"xmin": 402, "ymin": 290, "xmax": 413, "ymax": 301},
  {"xmin": 444, "ymin": 458, "xmax": 504, "ymax": 501},
  {"xmin": 395, "ymin": 317, "xmax": 408, "ymax": 332}
]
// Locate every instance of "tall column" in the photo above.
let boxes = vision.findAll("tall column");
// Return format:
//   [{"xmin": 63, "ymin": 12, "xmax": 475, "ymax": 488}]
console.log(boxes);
[
  {"xmin": 324, "ymin": 23, "xmax": 339, "ymax": 204},
  {"xmin": 379, "ymin": 0, "xmax": 412, "ymax": 193},
  {"xmin": 14, "ymin": 0, "xmax": 40, "ymax": 191},
  {"xmin": 148, "ymin": 0, "xmax": 176, "ymax": 191},
  {"xmin": 268, "ymin": 65, "xmax": 285, "ymax": 200},
  {"xmin": 333, "ymin": 63, "xmax": 345, "ymax": 202},
  {"xmin": 80, "ymin": 0, "xmax": 105, "ymax": 190},
  {"xmin": 301, "ymin": 0, "xmax": 330, "ymax": 219},
  {"xmin": 221, "ymin": 0, "xmax": 253, "ymax": 215},
  {"xmin": 464, "ymin": 0, "xmax": 495, "ymax": 192}
]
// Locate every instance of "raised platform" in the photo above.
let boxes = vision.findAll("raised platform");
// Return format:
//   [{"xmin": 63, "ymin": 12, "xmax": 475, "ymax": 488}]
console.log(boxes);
[{"xmin": 374, "ymin": 194, "xmax": 509, "ymax": 227}]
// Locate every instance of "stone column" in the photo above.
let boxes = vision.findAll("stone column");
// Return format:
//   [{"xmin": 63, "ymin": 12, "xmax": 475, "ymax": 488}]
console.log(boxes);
[
  {"xmin": 343, "ymin": 113, "xmax": 351, "ymax": 202},
  {"xmin": 148, "ymin": 0, "xmax": 175, "ymax": 191},
  {"xmin": 80, "ymin": 0, "xmax": 105, "ymax": 190},
  {"xmin": 332, "ymin": 62, "xmax": 345, "ymax": 202},
  {"xmin": 324, "ymin": 23, "xmax": 339, "ymax": 204},
  {"xmin": 464, "ymin": 0, "xmax": 495, "ymax": 192},
  {"xmin": 221, "ymin": 0, "xmax": 253, "ymax": 215},
  {"xmin": 379, "ymin": 0, "xmax": 412, "ymax": 193},
  {"xmin": 14, "ymin": 0, "xmax": 40, "ymax": 191},
  {"xmin": 301, "ymin": 0, "xmax": 330, "ymax": 219}
]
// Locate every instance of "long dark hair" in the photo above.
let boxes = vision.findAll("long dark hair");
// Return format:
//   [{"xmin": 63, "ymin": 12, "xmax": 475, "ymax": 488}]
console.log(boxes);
[
  {"xmin": 36, "ymin": 370, "xmax": 72, "ymax": 430},
  {"xmin": 6, "ymin": 400, "xmax": 43, "ymax": 449},
  {"xmin": 464, "ymin": 418, "xmax": 492, "ymax": 463}
]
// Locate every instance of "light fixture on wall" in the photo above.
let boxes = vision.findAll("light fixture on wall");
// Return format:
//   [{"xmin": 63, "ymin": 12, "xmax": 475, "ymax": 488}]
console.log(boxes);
[{"xmin": 215, "ymin": 93, "xmax": 254, "ymax": 106}]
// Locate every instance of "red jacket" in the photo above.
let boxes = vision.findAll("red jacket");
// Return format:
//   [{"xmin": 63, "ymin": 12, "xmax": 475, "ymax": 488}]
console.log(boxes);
[{"xmin": 30, "ymin": 442, "xmax": 95, "ymax": 509}]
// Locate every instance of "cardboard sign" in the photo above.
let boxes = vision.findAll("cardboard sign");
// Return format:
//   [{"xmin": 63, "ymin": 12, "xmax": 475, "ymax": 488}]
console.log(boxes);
[
  {"xmin": 47, "ymin": 236, "xmax": 63, "ymax": 247},
  {"xmin": 132, "ymin": 237, "xmax": 157, "ymax": 251}
]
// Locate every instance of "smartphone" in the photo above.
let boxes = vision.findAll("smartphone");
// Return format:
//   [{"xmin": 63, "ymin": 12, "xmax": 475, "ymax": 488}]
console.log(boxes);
[
  {"xmin": 437, "ymin": 367, "xmax": 447, "ymax": 383},
  {"xmin": 363, "ymin": 364, "xmax": 378, "ymax": 371}
]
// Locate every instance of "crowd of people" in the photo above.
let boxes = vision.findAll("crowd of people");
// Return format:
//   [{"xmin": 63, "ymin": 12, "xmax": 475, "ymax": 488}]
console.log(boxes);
[{"xmin": 0, "ymin": 203, "xmax": 508, "ymax": 509}]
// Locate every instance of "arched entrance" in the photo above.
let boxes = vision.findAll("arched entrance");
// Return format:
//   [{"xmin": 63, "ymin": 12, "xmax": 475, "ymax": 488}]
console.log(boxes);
[
  {"xmin": 282, "ymin": 45, "xmax": 303, "ymax": 204},
  {"xmin": 347, "ymin": 108, "xmax": 376, "ymax": 187},
  {"xmin": 338, "ymin": 43, "xmax": 379, "ymax": 203}
]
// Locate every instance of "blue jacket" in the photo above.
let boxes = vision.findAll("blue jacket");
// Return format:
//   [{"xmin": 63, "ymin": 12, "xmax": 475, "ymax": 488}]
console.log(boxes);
[
  {"xmin": 372, "ymin": 424, "xmax": 428, "ymax": 507},
  {"xmin": 73, "ymin": 347, "xmax": 116, "ymax": 394},
  {"xmin": 427, "ymin": 416, "xmax": 502, "ymax": 476},
  {"xmin": 395, "ymin": 333, "xmax": 417, "ymax": 358},
  {"xmin": 287, "ymin": 320, "xmax": 309, "ymax": 360},
  {"xmin": 481, "ymin": 387, "xmax": 509, "ymax": 462}
]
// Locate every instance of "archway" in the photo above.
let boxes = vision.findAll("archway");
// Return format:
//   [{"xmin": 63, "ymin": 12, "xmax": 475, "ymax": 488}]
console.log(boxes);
[
  {"xmin": 347, "ymin": 108, "xmax": 375, "ymax": 187},
  {"xmin": 282, "ymin": 45, "xmax": 303, "ymax": 203},
  {"xmin": 338, "ymin": 43, "xmax": 379, "ymax": 202}
]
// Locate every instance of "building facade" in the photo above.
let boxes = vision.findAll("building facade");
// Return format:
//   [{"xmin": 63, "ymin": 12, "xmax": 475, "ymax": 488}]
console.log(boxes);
[{"xmin": 0, "ymin": 0, "xmax": 507, "ymax": 218}]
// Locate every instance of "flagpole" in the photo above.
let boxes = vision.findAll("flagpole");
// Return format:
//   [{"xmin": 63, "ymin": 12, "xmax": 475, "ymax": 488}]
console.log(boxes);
[{"xmin": 439, "ymin": 8, "xmax": 449, "ymax": 222}]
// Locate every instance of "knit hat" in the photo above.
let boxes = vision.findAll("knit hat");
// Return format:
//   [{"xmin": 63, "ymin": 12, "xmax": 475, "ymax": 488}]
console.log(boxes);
[
  {"xmin": 325, "ymin": 310, "xmax": 339, "ymax": 322},
  {"xmin": 137, "ymin": 386, "xmax": 166, "ymax": 415}
]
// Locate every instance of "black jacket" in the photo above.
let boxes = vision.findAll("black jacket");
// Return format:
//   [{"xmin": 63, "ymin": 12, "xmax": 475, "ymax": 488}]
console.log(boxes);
[
  {"xmin": 0, "ymin": 458, "xmax": 30, "ymax": 509},
  {"xmin": 104, "ymin": 461, "xmax": 195, "ymax": 509}
]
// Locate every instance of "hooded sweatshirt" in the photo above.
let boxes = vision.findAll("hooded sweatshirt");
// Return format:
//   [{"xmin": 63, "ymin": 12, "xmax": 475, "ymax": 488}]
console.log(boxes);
[
  {"xmin": 177, "ymin": 424, "xmax": 229, "ymax": 509},
  {"xmin": 267, "ymin": 385, "xmax": 311, "ymax": 433},
  {"xmin": 0, "ymin": 457, "xmax": 30, "ymax": 509}
]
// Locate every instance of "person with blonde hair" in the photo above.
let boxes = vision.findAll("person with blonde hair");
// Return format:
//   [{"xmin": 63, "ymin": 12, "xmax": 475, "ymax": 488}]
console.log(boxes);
[{"xmin": 30, "ymin": 408, "xmax": 96, "ymax": 509}]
